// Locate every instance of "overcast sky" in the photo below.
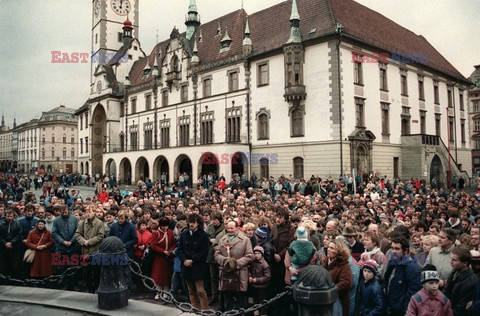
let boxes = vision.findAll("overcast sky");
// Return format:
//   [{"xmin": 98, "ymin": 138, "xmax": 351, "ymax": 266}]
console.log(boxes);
[{"xmin": 0, "ymin": 0, "xmax": 479, "ymax": 127}]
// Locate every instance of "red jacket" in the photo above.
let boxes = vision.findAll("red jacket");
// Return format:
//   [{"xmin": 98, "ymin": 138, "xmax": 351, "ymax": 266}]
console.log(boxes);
[
  {"xmin": 134, "ymin": 229, "xmax": 152, "ymax": 258},
  {"xmin": 406, "ymin": 288, "xmax": 453, "ymax": 316},
  {"xmin": 98, "ymin": 191, "xmax": 108, "ymax": 203}
]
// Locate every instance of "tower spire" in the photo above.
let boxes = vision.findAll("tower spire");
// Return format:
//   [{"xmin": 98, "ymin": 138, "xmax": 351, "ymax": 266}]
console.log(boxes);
[
  {"xmin": 243, "ymin": 16, "xmax": 252, "ymax": 55},
  {"xmin": 1, "ymin": 114, "xmax": 4, "ymax": 127},
  {"xmin": 185, "ymin": 0, "xmax": 200, "ymax": 41},
  {"xmin": 191, "ymin": 39, "xmax": 200, "ymax": 66},
  {"xmin": 287, "ymin": 0, "xmax": 302, "ymax": 43}
]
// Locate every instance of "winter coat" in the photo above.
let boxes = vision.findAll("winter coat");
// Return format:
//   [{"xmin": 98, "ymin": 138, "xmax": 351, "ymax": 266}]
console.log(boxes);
[
  {"xmin": 349, "ymin": 256, "xmax": 360, "ymax": 316},
  {"xmin": 206, "ymin": 223, "xmax": 224, "ymax": 264},
  {"xmin": 51, "ymin": 214, "xmax": 80, "ymax": 254},
  {"xmin": 271, "ymin": 221, "xmax": 295, "ymax": 274},
  {"xmin": 444, "ymin": 268, "xmax": 478, "ymax": 316},
  {"xmin": 405, "ymin": 288, "xmax": 453, "ymax": 316},
  {"xmin": 150, "ymin": 228, "xmax": 175, "ymax": 286},
  {"xmin": 325, "ymin": 258, "xmax": 353, "ymax": 316},
  {"xmin": 176, "ymin": 228, "xmax": 210, "ymax": 280},
  {"xmin": 384, "ymin": 255, "xmax": 422, "ymax": 314},
  {"xmin": 215, "ymin": 231, "xmax": 254, "ymax": 292},
  {"xmin": 18, "ymin": 216, "xmax": 38, "ymax": 240},
  {"xmin": 25, "ymin": 228, "xmax": 54, "ymax": 277},
  {"xmin": 426, "ymin": 245, "xmax": 455, "ymax": 281},
  {"xmin": 358, "ymin": 278, "xmax": 385, "ymax": 316},
  {"xmin": 284, "ymin": 250, "xmax": 317, "ymax": 284},
  {"xmin": 248, "ymin": 257, "xmax": 271, "ymax": 288},
  {"xmin": 350, "ymin": 240, "xmax": 365, "ymax": 258},
  {"xmin": 288, "ymin": 239, "xmax": 316, "ymax": 266},
  {"xmin": 0, "ymin": 220, "xmax": 23, "ymax": 250},
  {"xmin": 134, "ymin": 229, "xmax": 152, "ymax": 258},
  {"xmin": 75, "ymin": 217, "xmax": 105, "ymax": 255},
  {"xmin": 109, "ymin": 221, "xmax": 138, "ymax": 258}
]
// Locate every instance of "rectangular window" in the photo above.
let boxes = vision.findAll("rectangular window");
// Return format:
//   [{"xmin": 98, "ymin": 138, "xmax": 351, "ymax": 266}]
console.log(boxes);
[
  {"xmin": 228, "ymin": 71, "xmax": 239, "ymax": 92},
  {"xmin": 448, "ymin": 117, "xmax": 454, "ymax": 141},
  {"xmin": 474, "ymin": 100, "xmax": 480, "ymax": 112},
  {"xmin": 63, "ymin": 136, "xmax": 66, "ymax": 144},
  {"xmin": 80, "ymin": 139, "xmax": 83, "ymax": 154},
  {"xmin": 203, "ymin": 78, "xmax": 212, "ymax": 97},
  {"xmin": 181, "ymin": 85, "xmax": 188, "ymax": 102},
  {"xmin": 355, "ymin": 98, "xmax": 365, "ymax": 127},
  {"xmin": 448, "ymin": 87, "xmax": 453, "ymax": 108},
  {"xmin": 71, "ymin": 137, "xmax": 74, "ymax": 144},
  {"xmin": 354, "ymin": 61, "xmax": 363, "ymax": 85},
  {"xmin": 461, "ymin": 119, "xmax": 466, "ymax": 143},
  {"xmin": 434, "ymin": 80, "xmax": 439, "ymax": 104},
  {"xmin": 42, "ymin": 137, "xmax": 45, "ymax": 144},
  {"xmin": 129, "ymin": 125, "xmax": 138, "ymax": 150},
  {"xmin": 420, "ymin": 110, "xmax": 426, "ymax": 134},
  {"xmin": 379, "ymin": 67, "xmax": 388, "ymax": 91},
  {"xmin": 85, "ymin": 137, "xmax": 88, "ymax": 153},
  {"xmin": 435, "ymin": 113, "xmax": 441, "ymax": 136},
  {"xmin": 200, "ymin": 112, "xmax": 214, "ymax": 144},
  {"xmin": 52, "ymin": 136, "xmax": 55, "ymax": 144},
  {"xmin": 400, "ymin": 69, "xmax": 408, "ymax": 96},
  {"xmin": 130, "ymin": 98, "xmax": 137, "ymax": 114},
  {"xmin": 227, "ymin": 108, "xmax": 241, "ymax": 142},
  {"xmin": 145, "ymin": 94, "xmax": 152, "ymax": 111},
  {"xmin": 118, "ymin": 32, "xmax": 123, "ymax": 43},
  {"xmin": 143, "ymin": 122, "xmax": 153, "ymax": 150},
  {"xmin": 85, "ymin": 113, "xmax": 88, "ymax": 129},
  {"xmin": 95, "ymin": 34, "xmax": 98, "ymax": 44},
  {"xmin": 162, "ymin": 90, "xmax": 168, "ymax": 107},
  {"xmin": 80, "ymin": 116, "xmax": 83, "ymax": 130},
  {"xmin": 179, "ymin": 124, "xmax": 189, "ymax": 146},
  {"xmin": 459, "ymin": 90, "xmax": 464, "ymax": 111},
  {"xmin": 418, "ymin": 75, "xmax": 425, "ymax": 100},
  {"xmin": 160, "ymin": 121, "xmax": 170, "ymax": 147},
  {"xmin": 401, "ymin": 107, "xmax": 411, "ymax": 136},
  {"xmin": 381, "ymin": 103, "xmax": 389, "ymax": 134},
  {"xmin": 258, "ymin": 63, "xmax": 269, "ymax": 86},
  {"xmin": 475, "ymin": 121, "xmax": 480, "ymax": 132}
]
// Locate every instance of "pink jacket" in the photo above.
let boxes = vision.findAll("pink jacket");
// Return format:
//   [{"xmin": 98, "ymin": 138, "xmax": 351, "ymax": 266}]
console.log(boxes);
[{"xmin": 406, "ymin": 288, "xmax": 453, "ymax": 316}]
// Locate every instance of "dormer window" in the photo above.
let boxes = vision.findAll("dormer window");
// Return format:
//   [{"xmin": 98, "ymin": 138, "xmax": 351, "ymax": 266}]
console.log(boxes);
[
  {"xmin": 220, "ymin": 29, "xmax": 232, "ymax": 53},
  {"xmin": 170, "ymin": 55, "xmax": 179, "ymax": 72}
]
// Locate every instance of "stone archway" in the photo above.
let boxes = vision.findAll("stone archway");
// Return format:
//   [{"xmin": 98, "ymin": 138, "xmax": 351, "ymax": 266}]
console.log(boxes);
[
  {"xmin": 105, "ymin": 159, "xmax": 116, "ymax": 177},
  {"xmin": 430, "ymin": 154, "xmax": 443, "ymax": 188},
  {"xmin": 174, "ymin": 154, "xmax": 192, "ymax": 185},
  {"xmin": 47, "ymin": 165, "xmax": 53, "ymax": 173},
  {"xmin": 349, "ymin": 128, "xmax": 376, "ymax": 177},
  {"xmin": 231, "ymin": 152, "xmax": 247, "ymax": 177},
  {"xmin": 119, "ymin": 158, "xmax": 132, "ymax": 185},
  {"xmin": 135, "ymin": 157, "xmax": 149, "ymax": 182},
  {"xmin": 153, "ymin": 156, "xmax": 169, "ymax": 185},
  {"xmin": 199, "ymin": 152, "xmax": 219, "ymax": 178},
  {"xmin": 91, "ymin": 104, "xmax": 107, "ymax": 175}
]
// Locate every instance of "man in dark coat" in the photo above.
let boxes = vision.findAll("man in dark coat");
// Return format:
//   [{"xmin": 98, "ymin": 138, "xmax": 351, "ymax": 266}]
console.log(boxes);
[
  {"xmin": 0, "ymin": 210, "xmax": 22, "ymax": 277},
  {"xmin": 176, "ymin": 214, "xmax": 210, "ymax": 310},
  {"xmin": 444, "ymin": 246, "xmax": 478, "ymax": 316},
  {"xmin": 109, "ymin": 210, "xmax": 138, "ymax": 259},
  {"xmin": 384, "ymin": 237, "xmax": 422, "ymax": 316}
]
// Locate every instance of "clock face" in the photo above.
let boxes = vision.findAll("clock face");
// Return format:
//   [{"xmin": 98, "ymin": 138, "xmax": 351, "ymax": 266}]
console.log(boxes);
[
  {"xmin": 111, "ymin": 0, "xmax": 131, "ymax": 16},
  {"xmin": 94, "ymin": 0, "xmax": 101, "ymax": 18}
]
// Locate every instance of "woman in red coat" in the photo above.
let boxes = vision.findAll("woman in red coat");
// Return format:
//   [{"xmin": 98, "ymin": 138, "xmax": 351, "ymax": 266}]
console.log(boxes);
[
  {"xmin": 25, "ymin": 220, "xmax": 54, "ymax": 278},
  {"xmin": 150, "ymin": 217, "xmax": 175, "ymax": 293},
  {"xmin": 323, "ymin": 239, "xmax": 352, "ymax": 316}
]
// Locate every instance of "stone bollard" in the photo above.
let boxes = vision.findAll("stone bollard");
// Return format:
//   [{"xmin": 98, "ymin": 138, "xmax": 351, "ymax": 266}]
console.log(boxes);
[
  {"xmin": 292, "ymin": 265, "xmax": 338, "ymax": 316},
  {"xmin": 96, "ymin": 236, "xmax": 129, "ymax": 310}
]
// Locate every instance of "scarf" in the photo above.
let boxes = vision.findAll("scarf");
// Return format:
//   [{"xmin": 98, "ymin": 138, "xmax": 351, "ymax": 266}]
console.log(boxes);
[{"xmin": 158, "ymin": 228, "xmax": 169, "ymax": 250}]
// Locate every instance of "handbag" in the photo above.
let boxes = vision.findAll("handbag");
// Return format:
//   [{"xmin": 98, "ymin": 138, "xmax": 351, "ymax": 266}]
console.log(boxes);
[
  {"xmin": 23, "ymin": 233, "xmax": 45, "ymax": 263},
  {"xmin": 221, "ymin": 269, "xmax": 241, "ymax": 292}
]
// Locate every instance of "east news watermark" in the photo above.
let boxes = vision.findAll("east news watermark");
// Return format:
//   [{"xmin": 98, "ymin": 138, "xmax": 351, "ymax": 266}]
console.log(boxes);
[
  {"xmin": 201, "ymin": 152, "xmax": 279, "ymax": 165},
  {"xmin": 51, "ymin": 51, "xmax": 128, "ymax": 64},
  {"xmin": 51, "ymin": 253, "xmax": 129, "ymax": 266},
  {"xmin": 351, "ymin": 50, "xmax": 429, "ymax": 64}
]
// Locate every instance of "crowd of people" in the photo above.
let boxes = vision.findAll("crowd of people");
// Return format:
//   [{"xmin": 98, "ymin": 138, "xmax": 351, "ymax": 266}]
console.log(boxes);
[{"xmin": 0, "ymin": 171, "xmax": 480, "ymax": 316}]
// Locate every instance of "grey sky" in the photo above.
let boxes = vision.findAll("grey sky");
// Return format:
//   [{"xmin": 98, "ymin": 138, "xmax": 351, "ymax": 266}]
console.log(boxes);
[{"xmin": 0, "ymin": 0, "xmax": 479, "ymax": 127}]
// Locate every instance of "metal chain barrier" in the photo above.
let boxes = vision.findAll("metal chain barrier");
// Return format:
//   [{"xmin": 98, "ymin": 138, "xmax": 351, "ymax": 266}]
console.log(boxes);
[
  {"xmin": 128, "ymin": 257, "xmax": 292, "ymax": 316},
  {"xmin": 0, "ymin": 262, "xmax": 86, "ymax": 288}
]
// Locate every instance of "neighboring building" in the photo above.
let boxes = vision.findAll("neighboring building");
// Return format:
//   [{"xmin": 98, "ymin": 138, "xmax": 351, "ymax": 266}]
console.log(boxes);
[
  {"xmin": 77, "ymin": 0, "xmax": 472, "ymax": 187},
  {"xmin": 469, "ymin": 65, "xmax": 480, "ymax": 174},
  {"xmin": 13, "ymin": 105, "xmax": 78, "ymax": 174},
  {"xmin": 0, "ymin": 116, "xmax": 13, "ymax": 172}
]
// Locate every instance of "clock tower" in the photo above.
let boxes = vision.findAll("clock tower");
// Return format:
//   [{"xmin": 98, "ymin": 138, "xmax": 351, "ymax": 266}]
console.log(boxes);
[{"xmin": 91, "ymin": 0, "xmax": 139, "ymax": 85}]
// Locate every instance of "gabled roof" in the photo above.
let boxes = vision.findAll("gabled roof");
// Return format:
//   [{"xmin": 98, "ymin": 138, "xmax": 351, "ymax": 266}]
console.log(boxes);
[{"xmin": 127, "ymin": 0, "xmax": 467, "ymax": 87}]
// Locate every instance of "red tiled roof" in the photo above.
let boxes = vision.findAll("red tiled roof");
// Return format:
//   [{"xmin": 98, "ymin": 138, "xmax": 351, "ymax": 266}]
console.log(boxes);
[{"xmin": 128, "ymin": 0, "xmax": 466, "ymax": 86}]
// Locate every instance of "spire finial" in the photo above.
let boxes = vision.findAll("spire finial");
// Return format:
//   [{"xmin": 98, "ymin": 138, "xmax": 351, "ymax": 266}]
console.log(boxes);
[
  {"xmin": 245, "ymin": 15, "xmax": 250, "ymax": 35},
  {"xmin": 290, "ymin": 0, "xmax": 300, "ymax": 21}
]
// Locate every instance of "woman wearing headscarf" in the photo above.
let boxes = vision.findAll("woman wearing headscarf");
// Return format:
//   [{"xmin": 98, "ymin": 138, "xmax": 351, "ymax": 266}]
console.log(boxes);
[{"xmin": 25, "ymin": 219, "xmax": 54, "ymax": 278}]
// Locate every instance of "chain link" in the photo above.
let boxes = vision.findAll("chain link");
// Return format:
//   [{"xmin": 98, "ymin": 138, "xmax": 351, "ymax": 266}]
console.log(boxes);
[
  {"xmin": 128, "ymin": 257, "xmax": 292, "ymax": 316},
  {"xmin": 0, "ymin": 263, "xmax": 86, "ymax": 287}
]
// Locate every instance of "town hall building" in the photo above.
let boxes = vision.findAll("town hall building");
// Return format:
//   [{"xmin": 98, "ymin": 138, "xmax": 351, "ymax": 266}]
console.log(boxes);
[{"xmin": 76, "ymin": 0, "xmax": 472, "ymax": 186}]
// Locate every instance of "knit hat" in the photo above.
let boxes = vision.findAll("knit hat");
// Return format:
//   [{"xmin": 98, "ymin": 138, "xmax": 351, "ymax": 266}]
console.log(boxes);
[
  {"xmin": 255, "ymin": 226, "xmax": 269, "ymax": 240},
  {"xmin": 296, "ymin": 226, "xmax": 309, "ymax": 241},
  {"xmin": 421, "ymin": 264, "xmax": 440, "ymax": 284},
  {"xmin": 253, "ymin": 245, "xmax": 264, "ymax": 256},
  {"xmin": 362, "ymin": 259, "xmax": 379, "ymax": 276}
]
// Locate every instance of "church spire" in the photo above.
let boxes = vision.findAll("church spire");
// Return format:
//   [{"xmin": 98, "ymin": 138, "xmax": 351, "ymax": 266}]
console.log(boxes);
[
  {"xmin": 185, "ymin": 0, "xmax": 200, "ymax": 41},
  {"xmin": 191, "ymin": 39, "xmax": 200, "ymax": 66},
  {"xmin": 287, "ymin": 0, "xmax": 302, "ymax": 44},
  {"xmin": 13, "ymin": 117, "xmax": 16, "ymax": 129},
  {"xmin": 243, "ymin": 16, "xmax": 252, "ymax": 55},
  {"xmin": 1, "ymin": 115, "xmax": 4, "ymax": 128},
  {"xmin": 152, "ymin": 54, "xmax": 159, "ymax": 77}
]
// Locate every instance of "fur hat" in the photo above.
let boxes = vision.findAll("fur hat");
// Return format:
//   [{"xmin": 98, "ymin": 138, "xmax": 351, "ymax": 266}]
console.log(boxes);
[
  {"xmin": 421, "ymin": 264, "xmax": 440, "ymax": 284},
  {"xmin": 224, "ymin": 258, "xmax": 237, "ymax": 273},
  {"xmin": 362, "ymin": 259, "xmax": 379, "ymax": 276},
  {"xmin": 255, "ymin": 226, "xmax": 269, "ymax": 240},
  {"xmin": 253, "ymin": 245, "xmax": 264, "ymax": 256},
  {"xmin": 296, "ymin": 226, "xmax": 309, "ymax": 241},
  {"xmin": 342, "ymin": 226, "xmax": 357, "ymax": 238}
]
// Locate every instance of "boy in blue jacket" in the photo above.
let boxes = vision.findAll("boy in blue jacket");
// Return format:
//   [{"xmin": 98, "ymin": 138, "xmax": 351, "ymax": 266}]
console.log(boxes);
[{"xmin": 358, "ymin": 259, "xmax": 385, "ymax": 316}]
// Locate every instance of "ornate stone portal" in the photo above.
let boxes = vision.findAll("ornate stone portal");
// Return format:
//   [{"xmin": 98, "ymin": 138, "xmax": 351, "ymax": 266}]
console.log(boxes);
[{"xmin": 349, "ymin": 127, "xmax": 376, "ymax": 176}]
